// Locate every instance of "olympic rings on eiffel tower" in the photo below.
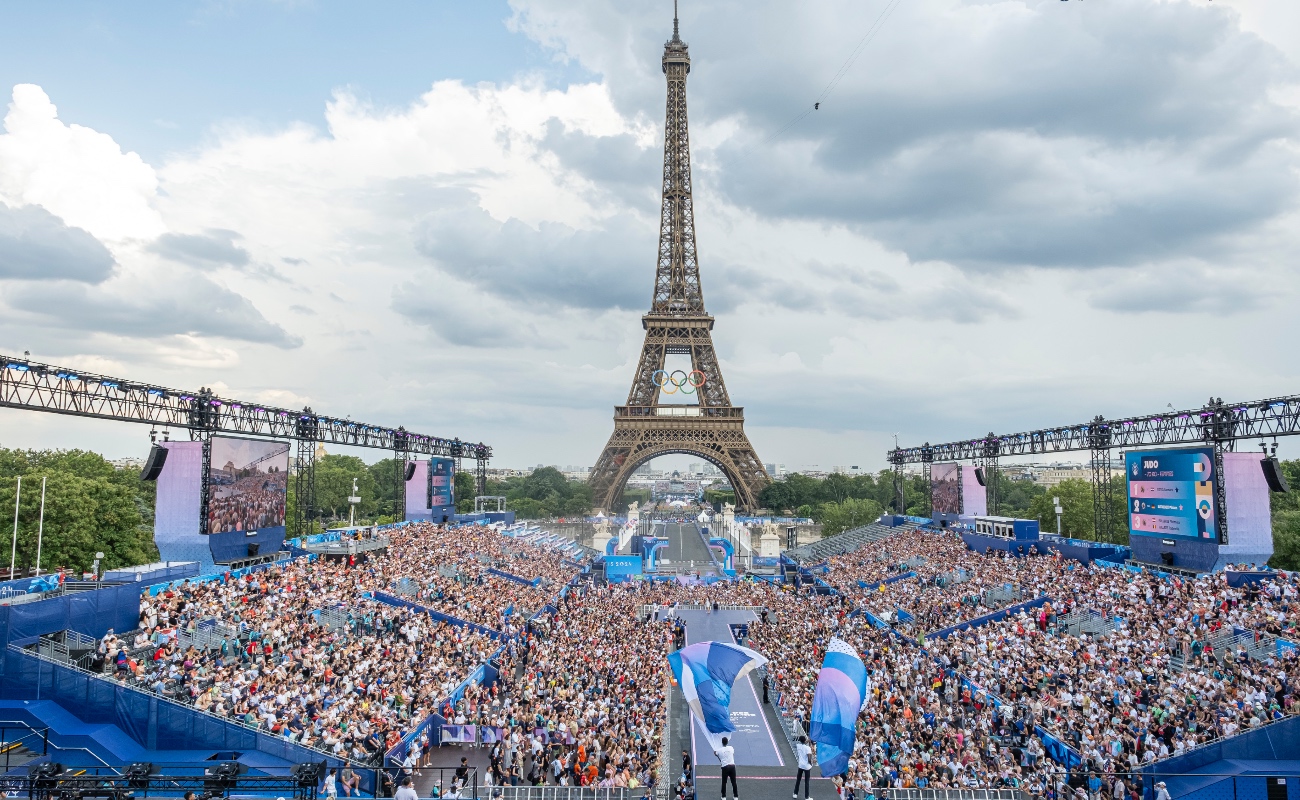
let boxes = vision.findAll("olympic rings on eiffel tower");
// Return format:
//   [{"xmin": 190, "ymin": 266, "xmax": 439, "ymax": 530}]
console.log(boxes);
[{"xmin": 651, "ymin": 369, "xmax": 708, "ymax": 395}]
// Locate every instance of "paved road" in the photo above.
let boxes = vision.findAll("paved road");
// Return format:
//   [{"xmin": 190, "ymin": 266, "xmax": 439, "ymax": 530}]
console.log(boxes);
[{"xmin": 659, "ymin": 520, "xmax": 717, "ymax": 571}]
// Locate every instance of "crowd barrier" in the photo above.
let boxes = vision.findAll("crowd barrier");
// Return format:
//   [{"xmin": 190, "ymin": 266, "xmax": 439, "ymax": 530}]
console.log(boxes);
[
  {"xmin": 857, "ymin": 571, "xmax": 917, "ymax": 591},
  {"xmin": 367, "ymin": 591, "xmax": 503, "ymax": 640},
  {"xmin": 144, "ymin": 555, "xmax": 297, "ymax": 597},
  {"xmin": 1038, "ymin": 537, "xmax": 1129, "ymax": 567},
  {"xmin": 385, "ymin": 644, "xmax": 505, "ymax": 764},
  {"xmin": 949, "ymin": 672, "xmax": 1082, "ymax": 770},
  {"xmin": 497, "ymin": 787, "xmax": 647, "ymax": 800},
  {"xmin": 866, "ymin": 593, "xmax": 1084, "ymax": 772},
  {"xmin": 878, "ymin": 790, "xmax": 1027, "ymax": 800},
  {"xmin": 387, "ymin": 561, "xmax": 593, "ymax": 765},
  {"xmin": 927, "ymin": 596, "xmax": 1053, "ymax": 641},
  {"xmin": 1139, "ymin": 716, "xmax": 1300, "ymax": 800},
  {"xmin": 1224, "ymin": 570, "xmax": 1278, "ymax": 589},
  {"xmin": 0, "ymin": 646, "xmax": 368, "ymax": 785},
  {"xmin": 101, "ymin": 562, "xmax": 201, "ymax": 586},
  {"xmin": 486, "ymin": 568, "xmax": 542, "ymax": 587}
]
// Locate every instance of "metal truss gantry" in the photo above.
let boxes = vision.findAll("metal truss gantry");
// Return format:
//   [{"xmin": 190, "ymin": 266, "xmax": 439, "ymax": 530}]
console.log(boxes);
[
  {"xmin": 0, "ymin": 354, "xmax": 491, "ymax": 534},
  {"xmin": 587, "ymin": 8, "xmax": 769, "ymax": 511},
  {"xmin": 890, "ymin": 395, "xmax": 1300, "ymax": 542}
]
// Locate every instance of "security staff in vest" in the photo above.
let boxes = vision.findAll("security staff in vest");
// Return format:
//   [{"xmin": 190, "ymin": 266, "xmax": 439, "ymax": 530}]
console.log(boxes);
[{"xmin": 714, "ymin": 736, "xmax": 737, "ymax": 800}]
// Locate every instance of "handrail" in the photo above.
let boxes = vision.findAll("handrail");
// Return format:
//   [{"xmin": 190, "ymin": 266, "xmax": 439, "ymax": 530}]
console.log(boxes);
[
  {"xmin": 13, "ymin": 645, "xmax": 365, "ymax": 767},
  {"xmin": 0, "ymin": 719, "xmax": 110, "ymax": 770},
  {"xmin": 758, "ymin": 665, "xmax": 804, "ymax": 756},
  {"xmin": 497, "ymin": 787, "xmax": 646, "ymax": 800},
  {"xmin": 655, "ymin": 671, "xmax": 673, "ymax": 800}
]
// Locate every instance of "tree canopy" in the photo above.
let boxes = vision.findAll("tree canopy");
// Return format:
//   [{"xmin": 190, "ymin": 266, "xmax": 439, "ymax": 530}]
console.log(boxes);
[
  {"xmin": 476, "ymin": 467, "xmax": 593, "ymax": 520},
  {"xmin": 0, "ymin": 448, "xmax": 158, "ymax": 575}
]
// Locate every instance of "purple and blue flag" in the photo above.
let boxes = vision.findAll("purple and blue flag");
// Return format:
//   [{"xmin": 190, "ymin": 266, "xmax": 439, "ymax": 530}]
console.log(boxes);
[{"xmin": 809, "ymin": 637, "xmax": 867, "ymax": 776}]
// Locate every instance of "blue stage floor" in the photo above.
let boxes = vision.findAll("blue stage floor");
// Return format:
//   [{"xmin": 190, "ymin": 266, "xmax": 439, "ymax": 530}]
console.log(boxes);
[{"xmin": 678, "ymin": 609, "xmax": 786, "ymax": 769}]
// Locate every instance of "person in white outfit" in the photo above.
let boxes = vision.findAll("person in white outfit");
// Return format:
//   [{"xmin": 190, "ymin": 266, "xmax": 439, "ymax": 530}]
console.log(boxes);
[
  {"xmin": 715, "ymin": 736, "xmax": 737, "ymax": 800},
  {"xmin": 793, "ymin": 736, "xmax": 813, "ymax": 799}
]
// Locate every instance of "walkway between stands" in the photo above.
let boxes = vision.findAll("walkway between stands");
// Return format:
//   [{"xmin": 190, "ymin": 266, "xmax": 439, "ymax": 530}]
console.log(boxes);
[
  {"xmin": 675, "ymin": 607, "xmax": 837, "ymax": 800},
  {"xmin": 679, "ymin": 609, "xmax": 784, "ymax": 768}
]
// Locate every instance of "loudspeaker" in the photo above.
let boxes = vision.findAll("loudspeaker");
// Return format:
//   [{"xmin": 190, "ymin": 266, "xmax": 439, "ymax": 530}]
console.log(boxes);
[
  {"xmin": 247, "ymin": 543, "xmax": 260, "ymax": 557},
  {"xmin": 205, "ymin": 761, "xmax": 244, "ymax": 792},
  {"xmin": 30, "ymin": 763, "xmax": 63, "ymax": 791},
  {"xmin": 404, "ymin": 461, "xmax": 417, "ymax": 481},
  {"xmin": 1160, "ymin": 551, "xmax": 1175, "ymax": 566},
  {"xmin": 292, "ymin": 761, "xmax": 327, "ymax": 787},
  {"xmin": 1262, "ymin": 457, "xmax": 1289, "ymax": 493},
  {"xmin": 974, "ymin": 467, "xmax": 987, "ymax": 487},
  {"xmin": 140, "ymin": 445, "xmax": 168, "ymax": 481},
  {"xmin": 125, "ymin": 762, "xmax": 156, "ymax": 789}
]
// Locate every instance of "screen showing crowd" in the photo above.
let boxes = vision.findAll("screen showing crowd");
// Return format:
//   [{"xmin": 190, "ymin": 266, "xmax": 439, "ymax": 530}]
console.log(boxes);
[
  {"xmin": 930, "ymin": 462, "xmax": 960, "ymax": 515},
  {"xmin": 206, "ymin": 436, "xmax": 290, "ymax": 535}
]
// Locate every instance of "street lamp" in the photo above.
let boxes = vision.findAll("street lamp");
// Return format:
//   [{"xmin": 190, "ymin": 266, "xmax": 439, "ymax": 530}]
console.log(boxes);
[
  {"xmin": 347, "ymin": 478, "xmax": 361, "ymax": 527},
  {"xmin": 1053, "ymin": 497, "xmax": 1063, "ymax": 536}
]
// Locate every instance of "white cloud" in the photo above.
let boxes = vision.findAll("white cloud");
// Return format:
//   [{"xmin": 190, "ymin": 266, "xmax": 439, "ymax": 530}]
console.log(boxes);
[
  {"xmin": 1, "ymin": 0, "xmax": 1299, "ymax": 471},
  {"xmin": 0, "ymin": 85, "xmax": 165, "ymax": 241}
]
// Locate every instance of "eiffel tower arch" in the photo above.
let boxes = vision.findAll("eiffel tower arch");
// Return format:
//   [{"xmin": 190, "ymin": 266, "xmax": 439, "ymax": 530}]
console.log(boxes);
[{"xmin": 588, "ymin": 6, "xmax": 770, "ymax": 512}]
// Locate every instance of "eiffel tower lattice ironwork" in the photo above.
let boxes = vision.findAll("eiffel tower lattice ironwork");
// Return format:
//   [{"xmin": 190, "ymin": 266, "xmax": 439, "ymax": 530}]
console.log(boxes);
[{"xmin": 588, "ymin": 6, "xmax": 770, "ymax": 511}]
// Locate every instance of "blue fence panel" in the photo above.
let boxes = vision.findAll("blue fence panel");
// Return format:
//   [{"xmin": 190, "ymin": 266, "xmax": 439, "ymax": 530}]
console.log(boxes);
[
  {"xmin": 927, "ymin": 596, "xmax": 1053, "ymax": 641},
  {"xmin": 485, "ymin": 568, "xmax": 540, "ymax": 587},
  {"xmin": 368, "ymin": 591, "xmax": 502, "ymax": 639}
]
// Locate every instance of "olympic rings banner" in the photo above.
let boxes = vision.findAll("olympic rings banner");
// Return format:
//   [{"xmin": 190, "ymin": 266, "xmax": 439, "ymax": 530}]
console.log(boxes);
[{"xmin": 652, "ymin": 369, "xmax": 708, "ymax": 395}]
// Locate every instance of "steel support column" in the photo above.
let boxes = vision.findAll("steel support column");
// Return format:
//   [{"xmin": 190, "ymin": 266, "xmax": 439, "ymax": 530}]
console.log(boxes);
[
  {"xmin": 294, "ymin": 413, "xmax": 319, "ymax": 538},
  {"xmin": 1088, "ymin": 416, "xmax": 1114, "ymax": 543},
  {"xmin": 921, "ymin": 447, "xmax": 933, "ymax": 518},
  {"xmin": 1205, "ymin": 397, "xmax": 1236, "ymax": 544},
  {"xmin": 982, "ymin": 433, "xmax": 1000, "ymax": 516}
]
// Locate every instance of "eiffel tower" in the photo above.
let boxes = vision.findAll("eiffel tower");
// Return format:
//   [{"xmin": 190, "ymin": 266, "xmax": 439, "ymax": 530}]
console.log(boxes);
[{"xmin": 588, "ymin": 5, "xmax": 770, "ymax": 511}]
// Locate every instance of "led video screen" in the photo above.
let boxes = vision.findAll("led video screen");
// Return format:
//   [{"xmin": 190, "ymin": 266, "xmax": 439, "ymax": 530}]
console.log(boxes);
[
  {"xmin": 931, "ymin": 463, "xmax": 960, "ymax": 515},
  {"xmin": 207, "ymin": 436, "xmax": 290, "ymax": 535},
  {"xmin": 1126, "ymin": 447, "xmax": 1218, "ymax": 541},
  {"xmin": 429, "ymin": 457, "xmax": 455, "ymax": 509}
]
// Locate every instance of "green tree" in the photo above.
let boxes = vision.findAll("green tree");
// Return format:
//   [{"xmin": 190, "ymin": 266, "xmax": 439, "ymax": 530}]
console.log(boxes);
[
  {"xmin": 312, "ymin": 454, "xmax": 377, "ymax": 522},
  {"xmin": 0, "ymin": 448, "xmax": 157, "ymax": 574},
  {"xmin": 821, "ymin": 473, "xmax": 854, "ymax": 504},
  {"xmin": 1268, "ymin": 460, "xmax": 1300, "ymax": 570},
  {"xmin": 454, "ymin": 471, "xmax": 477, "ymax": 513},
  {"xmin": 995, "ymin": 475, "xmax": 1048, "ymax": 519},
  {"xmin": 703, "ymin": 488, "xmax": 735, "ymax": 509},
  {"xmin": 814, "ymin": 497, "xmax": 885, "ymax": 537},
  {"xmin": 481, "ymin": 467, "xmax": 594, "ymax": 520},
  {"xmin": 1024, "ymin": 479, "xmax": 1095, "ymax": 538},
  {"xmin": 367, "ymin": 458, "xmax": 404, "ymax": 516}
]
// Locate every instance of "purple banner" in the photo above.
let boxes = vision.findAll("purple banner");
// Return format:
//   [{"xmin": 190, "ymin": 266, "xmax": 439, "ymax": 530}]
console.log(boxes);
[{"xmin": 441, "ymin": 724, "xmax": 477, "ymax": 744}]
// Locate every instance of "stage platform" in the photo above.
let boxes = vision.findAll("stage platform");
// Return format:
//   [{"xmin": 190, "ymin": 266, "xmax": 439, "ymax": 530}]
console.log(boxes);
[{"xmin": 677, "ymin": 610, "xmax": 784, "ymax": 769}]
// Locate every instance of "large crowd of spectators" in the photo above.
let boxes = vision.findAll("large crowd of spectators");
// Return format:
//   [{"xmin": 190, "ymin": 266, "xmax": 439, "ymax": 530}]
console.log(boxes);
[
  {"xmin": 84, "ymin": 518, "xmax": 1300, "ymax": 797},
  {"xmin": 96, "ymin": 523, "xmax": 583, "ymax": 766},
  {"xmin": 756, "ymin": 528, "xmax": 1300, "ymax": 795}
]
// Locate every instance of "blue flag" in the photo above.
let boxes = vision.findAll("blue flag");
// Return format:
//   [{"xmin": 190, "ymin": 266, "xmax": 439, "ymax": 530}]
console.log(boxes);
[
  {"xmin": 667, "ymin": 641, "xmax": 767, "ymax": 746},
  {"xmin": 809, "ymin": 637, "xmax": 867, "ymax": 777}
]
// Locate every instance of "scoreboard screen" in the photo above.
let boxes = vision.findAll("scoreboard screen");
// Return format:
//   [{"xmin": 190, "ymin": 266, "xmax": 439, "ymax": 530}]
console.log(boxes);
[{"xmin": 1125, "ymin": 447, "xmax": 1218, "ymax": 541}]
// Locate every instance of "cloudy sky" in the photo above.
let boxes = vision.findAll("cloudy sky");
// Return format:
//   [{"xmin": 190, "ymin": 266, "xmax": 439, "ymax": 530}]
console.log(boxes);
[{"xmin": 0, "ymin": 0, "xmax": 1298, "ymax": 472}]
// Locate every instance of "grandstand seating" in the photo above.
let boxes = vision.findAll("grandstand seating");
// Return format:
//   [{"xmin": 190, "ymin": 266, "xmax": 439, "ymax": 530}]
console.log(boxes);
[
  {"xmin": 2, "ymin": 517, "xmax": 1297, "ymax": 800},
  {"xmin": 785, "ymin": 519, "xmax": 921, "ymax": 562}
]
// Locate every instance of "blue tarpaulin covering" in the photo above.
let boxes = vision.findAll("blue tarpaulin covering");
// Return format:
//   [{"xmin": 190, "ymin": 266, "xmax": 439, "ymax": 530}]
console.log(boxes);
[{"xmin": 0, "ymin": 582, "xmax": 140, "ymax": 659}]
